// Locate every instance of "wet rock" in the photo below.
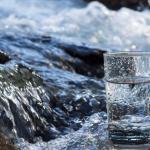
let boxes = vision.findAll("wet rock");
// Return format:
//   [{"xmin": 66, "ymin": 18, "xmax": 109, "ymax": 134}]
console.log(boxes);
[
  {"xmin": 18, "ymin": 112, "xmax": 111, "ymax": 150},
  {"xmin": 0, "ymin": 64, "xmax": 62, "ymax": 142},
  {"xmin": 0, "ymin": 62, "xmax": 105, "ymax": 143},
  {"xmin": 72, "ymin": 91, "xmax": 106, "ymax": 117},
  {"xmin": 29, "ymin": 36, "xmax": 105, "ymax": 78},
  {"xmin": 57, "ymin": 42, "xmax": 105, "ymax": 65},
  {"xmin": 41, "ymin": 67, "xmax": 106, "ymax": 121},
  {"xmin": 84, "ymin": 0, "xmax": 149, "ymax": 10},
  {"xmin": 0, "ymin": 51, "xmax": 10, "ymax": 64},
  {"xmin": 0, "ymin": 132, "xmax": 16, "ymax": 150},
  {"xmin": 57, "ymin": 42, "xmax": 105, "ymax": 78}
]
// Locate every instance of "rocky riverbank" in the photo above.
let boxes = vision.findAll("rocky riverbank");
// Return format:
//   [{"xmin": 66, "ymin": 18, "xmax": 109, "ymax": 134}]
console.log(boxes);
[{"xmin": 0, "ymin": 0, "xmax": 149, "ymax": 149}]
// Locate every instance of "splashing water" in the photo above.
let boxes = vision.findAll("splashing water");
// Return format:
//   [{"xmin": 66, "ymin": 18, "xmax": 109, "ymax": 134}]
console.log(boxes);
[
  {"xmin": 0, "ymin": 0, "xmax": 149, "ymax": 149},
  {"xmin": 17, "ymin": 112, "xmax": 110, "ymax": 150},
  {"xmin": 0, "ymin": 0, "xmax": 150, "ymax": 50}
]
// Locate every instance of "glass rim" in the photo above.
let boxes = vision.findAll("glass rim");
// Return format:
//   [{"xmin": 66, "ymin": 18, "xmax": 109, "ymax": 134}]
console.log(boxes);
[{"xmin": 104, "ymin": 51, "xmax": 150, "ymax": 57}]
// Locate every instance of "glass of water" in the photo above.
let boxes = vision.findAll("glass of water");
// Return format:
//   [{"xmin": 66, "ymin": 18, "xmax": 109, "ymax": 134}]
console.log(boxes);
[{"xmin": 104, "ymin": 51, "xmax": 150, "ymax": 146}]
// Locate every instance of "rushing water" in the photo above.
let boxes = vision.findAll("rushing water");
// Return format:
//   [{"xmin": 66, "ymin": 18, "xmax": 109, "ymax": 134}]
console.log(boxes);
[
  {"xmin": 0, "ymin": 0, "xmax": 150, "ymax": 49},
  {"xmin": 0, "ymin": 0, "xmax": 150, "ymax": 149}
]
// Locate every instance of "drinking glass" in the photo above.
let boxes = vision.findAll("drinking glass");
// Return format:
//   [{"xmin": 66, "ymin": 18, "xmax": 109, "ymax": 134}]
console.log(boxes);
[{"xmin": 104, "ymin": 51, "xmax": 150, "ymax": 146}]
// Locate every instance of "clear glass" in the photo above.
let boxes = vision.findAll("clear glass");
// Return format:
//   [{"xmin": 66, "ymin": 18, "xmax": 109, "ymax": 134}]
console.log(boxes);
[{"xmin": 104, "ymin": 51, "xmax": 150, "ymax": 146}]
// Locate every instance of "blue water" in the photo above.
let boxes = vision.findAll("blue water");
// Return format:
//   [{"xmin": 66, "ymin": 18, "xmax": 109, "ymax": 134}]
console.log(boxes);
[
  {"xmin": 0, "ymin": 0, "xmax": 150, "ymax": 149},
  {"xmin": 0, "ymin": 0, "xmax": 150, "ymax": 51}
]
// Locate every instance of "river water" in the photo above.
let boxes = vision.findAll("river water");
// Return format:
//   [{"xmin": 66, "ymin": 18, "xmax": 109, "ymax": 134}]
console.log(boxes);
[
  {"xmin": 0, "ymin": 0, "xmax": 150, "ymax": 50},
  {"xmin": 0, "ymin": 0, "xmax": 150, "ymax": 150}
]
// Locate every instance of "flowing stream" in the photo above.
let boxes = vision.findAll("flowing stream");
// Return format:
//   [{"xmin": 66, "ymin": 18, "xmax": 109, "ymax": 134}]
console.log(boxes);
[{"xmin": 0, "ymin": 0, "xmax": 149, "ymax": 149}]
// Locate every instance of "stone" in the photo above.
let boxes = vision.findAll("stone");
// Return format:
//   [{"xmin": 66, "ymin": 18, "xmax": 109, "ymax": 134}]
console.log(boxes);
[
  {"xmin": 29, "ymin": 36, "xmax": 105, "ymax": 78},
  {"xmin": 0, "ymin": 132, "xmax": 16, "ymax": 150},
  {"xmin": 0, "ymin": 62, "xmax": 105, "ymax": 143},
  {"xmin": 84, "ymin": 0, "xmax": 149, "ymax": 10},
  {"xmin": 0, "ymin": 51, "xmax": 10, "ymax": 64},
  {"xmin": 17, "ymin": 113, "xmax": 110, "ymax": 150}
]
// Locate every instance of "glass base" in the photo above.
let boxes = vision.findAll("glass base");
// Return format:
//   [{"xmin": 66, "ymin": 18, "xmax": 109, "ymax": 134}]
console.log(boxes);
[
  {"xmin": 109, "ymin": 131, "xmax": 150, "ymax": 145},
  {"xmin": 112, "ymin": 143, "xmax": 150, "ymax": 150},
  {"xmin": 109, "ymin": 133, "xmax": 150, "ymax": 149}
]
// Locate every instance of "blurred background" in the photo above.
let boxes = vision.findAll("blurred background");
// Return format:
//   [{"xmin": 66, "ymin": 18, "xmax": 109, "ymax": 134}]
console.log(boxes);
[{"xmin": 0, "ymin": 0, "xmax": 150, "ymax": 51}]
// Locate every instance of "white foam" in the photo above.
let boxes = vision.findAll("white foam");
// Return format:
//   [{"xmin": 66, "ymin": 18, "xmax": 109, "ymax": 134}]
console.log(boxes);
[{"xmin": 0, "ymin": 0, "xmax": 150, "ymax": 49}]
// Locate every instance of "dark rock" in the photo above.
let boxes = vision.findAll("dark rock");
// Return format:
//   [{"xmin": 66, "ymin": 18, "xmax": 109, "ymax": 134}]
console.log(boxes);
[
  {"xmin": 29, "ymin": 36, "xmax": 105, "ymax": 78},
  {"xmin": 57, "ymin": 42, "xmax": 105, "ymax": 78},
  {"xmin": 0, "ymin": 30, "xmax": 106, "ymax": 146},
  {"xmin": 0, "ymin": 0, "xmax": 149, "ymax": 149},
  {"xmin": 18, "ymin": 113, "xmax": 109, "ymax": 150},
  {"xmin": 0, "ymin": 62, "xmax": 105, "ymax": 143},
  {"xmin": 0, "ymin": 132, "xmax": 16, "ymax": 150},
  {"xmin": 0, "ymin": 64, "xmax": 61, "ymax": 142},
  {"xmin": 84, "ymin": 0, "xmax": 149, "ymax": 10},
  {"xmin": 57, "ymin": 42, "xmax": 105, "ymax": 65},
  {"xmin": 0, "ymin": 51, "xmax": 10, "ymax": 64}
]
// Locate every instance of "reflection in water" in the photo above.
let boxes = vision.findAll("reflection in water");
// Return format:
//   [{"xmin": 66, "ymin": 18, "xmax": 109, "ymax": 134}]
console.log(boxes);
[{"xmin": 110, "ymin": 143, "xmax": 150, "ymax": 150}]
